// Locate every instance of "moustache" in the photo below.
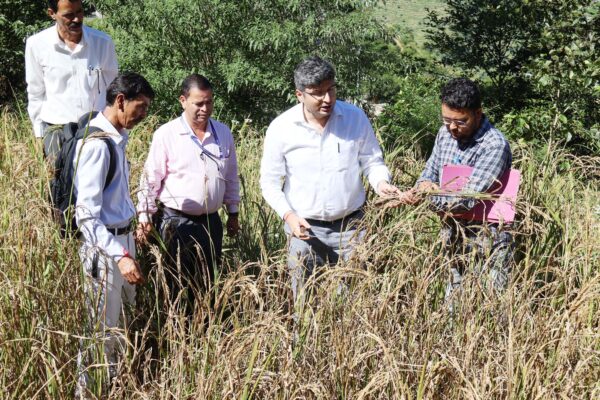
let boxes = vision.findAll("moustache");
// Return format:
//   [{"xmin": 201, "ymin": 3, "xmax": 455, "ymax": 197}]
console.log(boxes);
[{"xmin": 69, "ymin": 22, "xmax": 83, "ymax": 29}]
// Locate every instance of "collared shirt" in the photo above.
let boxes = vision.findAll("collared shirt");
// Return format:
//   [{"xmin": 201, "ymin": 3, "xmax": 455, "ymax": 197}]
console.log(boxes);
[
  {"xmin": 137, "ymin": 114, "xmax": 240, "ymax": 223},
  {"xmin": 25, "ymin": 25, "xmax": 119, "ymax": 137},
  {"xmin": 260, "ymin": 100, "xmax": 391, "ymax": 221},
  {"xmin": 74, "ymin": 112, "xmax": 135, "ymax": 260},
  {"xmin": 417, "ymin": 116, "xmax": 512, "ymax": 213}
]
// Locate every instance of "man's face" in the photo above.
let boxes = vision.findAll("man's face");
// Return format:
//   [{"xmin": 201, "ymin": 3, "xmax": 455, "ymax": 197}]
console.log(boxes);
[
  {"xmin": 119, "ymin": 95, "xmax": 151, "ymax": 130},
  {"xmin": 179, "ymin": 87, "xmax": 214, "ymax": 127},
  {"xmin": 441, "ymin": 103, "xmax": 482, "ymax": 142},
  {"xmin": 296, "ymin": 79, "xmax": 337, "ymax": 121},
  {"xmin": 48, "ymin": 0, "xmax": 84, "ymax": 42}
]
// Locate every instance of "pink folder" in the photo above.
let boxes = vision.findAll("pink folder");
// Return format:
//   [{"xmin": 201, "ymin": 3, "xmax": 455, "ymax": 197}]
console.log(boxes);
[{"xmin": 440, "ymin": 165, "xmax": 520, "ymax": 223}]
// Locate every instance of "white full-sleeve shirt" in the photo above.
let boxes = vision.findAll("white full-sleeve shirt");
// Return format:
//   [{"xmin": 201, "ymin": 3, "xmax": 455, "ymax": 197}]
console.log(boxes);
[
  {"xmin": 74, "ymin": 112, "xmax": 135, "ymax": 261},
  {"xmin": 25, "ymin": 25, "xmax": 119, "ymax": 137},
  {"xmin": 260, "ymin": 100, "xmax": 391, "ymax": 221}
]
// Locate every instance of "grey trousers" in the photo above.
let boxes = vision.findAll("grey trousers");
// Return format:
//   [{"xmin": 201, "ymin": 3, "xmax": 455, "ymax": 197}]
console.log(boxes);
[
  {"xmin": 285, "ymin": 211, "xmax": 365, "ymax": 305},
  {"xmin": 41, "ymin": 122, "xmax": 64, "ymax": 161},
  {"xmin": 441, "ymin": 219, "xmax": 514, "ymax": 303}
]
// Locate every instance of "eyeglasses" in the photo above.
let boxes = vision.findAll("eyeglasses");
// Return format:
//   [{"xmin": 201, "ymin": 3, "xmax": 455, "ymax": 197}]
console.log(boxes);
[
  {"xmin": 441, "ymin": 117, "xmax": 468, "ymax": 128},
  {"xmin": 303, "ymin": 85, "xmax": 337, "ymax": 102}
]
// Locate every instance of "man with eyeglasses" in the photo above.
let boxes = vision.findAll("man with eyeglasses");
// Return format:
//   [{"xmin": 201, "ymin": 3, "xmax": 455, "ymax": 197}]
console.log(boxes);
[
  {"xmin": 260, "ymin": 56, "xmax": 400, "ymax": 305},
  {"xmin": 25, "ymin": 0, "xmax": 118, "ymax": 159},
  {"xmin": 136, "ymin": 74, "xmax": 240, "ymax": 315},
  {"xmin": 398, "ymin": 78, "xmax": 513, "ymax": 304}
]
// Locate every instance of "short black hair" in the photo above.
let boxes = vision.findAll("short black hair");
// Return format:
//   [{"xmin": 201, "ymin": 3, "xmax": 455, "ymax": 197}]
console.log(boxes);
[
  {"xmin": 294, "ymin": 56, "xmax": 336, "ymax": 91},
  {"xmin": 441, "ymin": 78, "xmax": 482, "ymax": 110},
  {"xmin": 47, "ymin": 0, "xmax": 80, "ymax": 12},
  {"xmin": 106, "ymin": 72, "xmax": 155, "ymax": 106},
  {"xmin": 180, "ymin": 74, "xmax": 213, "ymax": 97}
]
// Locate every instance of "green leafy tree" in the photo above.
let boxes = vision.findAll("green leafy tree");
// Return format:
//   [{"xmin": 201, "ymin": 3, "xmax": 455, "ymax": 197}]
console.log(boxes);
[
  {"xmin": 524, "ymin": 0, "xmax": 600, "ymax": 151},
  {"xmin": 0, "ymin": 1, "xmax": 48, "ymax": 103},
  {"xmin": 93, "ymin": 0, "xmax": 390, "ymax": 123},
  {"xmin": 425, "ymin": 0, "xmax": 543, "ymax": 99},
  {"xmin": 427, "ymin": 0, "xmax": 600, "ymax": 152}
]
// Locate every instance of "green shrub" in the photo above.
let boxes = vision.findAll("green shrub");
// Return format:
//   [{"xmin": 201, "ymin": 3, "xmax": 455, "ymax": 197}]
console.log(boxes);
[
  {"xmin": 375, "ymin": 74, "xmax": 444, "ymax": 156},
  {"xmin": 0, "ymin": 1, "xmax": 48, "ymax": 102},
  {"xmin": 93, "ymin": 0, "xmax": 392, "ymax": 124}
]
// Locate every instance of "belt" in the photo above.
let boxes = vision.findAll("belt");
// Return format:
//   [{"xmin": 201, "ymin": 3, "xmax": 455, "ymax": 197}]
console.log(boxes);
[
  {"xmin": 304, "ymin": 208, "xmax": 363, "ymax": 226},
  {"xmin": 106, "ymin": 223, "xmax": 133, "ymax": 236},
  {"xmin": 163, "ymin": 207, "xmax": 217, "ymax": 223}
]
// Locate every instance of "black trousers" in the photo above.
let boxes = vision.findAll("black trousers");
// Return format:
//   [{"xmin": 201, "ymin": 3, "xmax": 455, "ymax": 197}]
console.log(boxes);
[{"xmin": 157, "ymin": 207, "xmax": 223, "ymax": 314}]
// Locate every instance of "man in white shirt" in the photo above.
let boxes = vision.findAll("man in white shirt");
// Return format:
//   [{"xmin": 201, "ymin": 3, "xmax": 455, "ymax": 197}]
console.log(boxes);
[
  {"xmin": 74, "ymin": 72, "xmax": 153, "ymax": 395},
  {"xmin": 260, "ymin": 56, "xmax": 400, "ymax": 304},
  {"xmin": 136, "ymin": 74, "xmax": 240, "ymax": 316},
  {"xmin": 25, "ymin": 0, "xmax": 118, "ymax": 158}
]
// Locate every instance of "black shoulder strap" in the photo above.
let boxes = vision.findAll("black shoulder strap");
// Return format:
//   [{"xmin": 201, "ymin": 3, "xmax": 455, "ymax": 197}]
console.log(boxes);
[
  {"xmin": 100, "ymin": 137, "xmax": 118, "ymax": 189},
  {"xmin": 75, "ymin": 125, "xmax": 118, "ymax": 191}
]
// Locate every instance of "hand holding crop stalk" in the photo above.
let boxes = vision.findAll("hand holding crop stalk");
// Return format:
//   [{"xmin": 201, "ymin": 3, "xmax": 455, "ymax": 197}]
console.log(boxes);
[
  {"xmin": 117, "ymin": 255, "xmax": 145, "ymax": 285},
  {"xmin": 401, "ymin": 181, "xmax": 440, "ymax": 205},
  {"xmin": 375, "ymin": 180, "xmax": 440, "ymax": 208},
  {"xmin": 135, "ymin": 221, "xmax": 153, "ymax": 245},
  {"xmin": 226, "ymin": 214, "xmax": 240, "ymax": 237},
  {"xmin": 284, "ymin": 211, "xmax": 312, "ymax": 240}
]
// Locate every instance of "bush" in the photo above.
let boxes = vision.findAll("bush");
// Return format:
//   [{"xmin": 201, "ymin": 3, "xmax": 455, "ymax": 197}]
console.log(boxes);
[
  {"xmin": 426, "ymin": 0, "xmax": 600, "ymax": 153},
  {"xmin": 0, "ymin": 1, "xmax": 48, "ymax": 102},
  {"xmin": 93, "ymin": 0, "xmax": 392, "ymax": 124},
  {"xmin": 375, "ymin": 73, "xmax": 444, "ymax": 157}
]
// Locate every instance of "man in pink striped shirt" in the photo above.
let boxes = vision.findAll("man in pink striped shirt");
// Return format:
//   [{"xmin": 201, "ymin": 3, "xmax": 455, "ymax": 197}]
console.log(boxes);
[{"xmin": 136, "ymin": 74, "xmax": 240, "ymax": 314}]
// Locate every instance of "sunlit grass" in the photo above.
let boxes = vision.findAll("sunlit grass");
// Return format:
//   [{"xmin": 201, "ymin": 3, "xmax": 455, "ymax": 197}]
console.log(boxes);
[{"xmin": 0, "ymin": 107, "xmax": 598, "ymax": 399}]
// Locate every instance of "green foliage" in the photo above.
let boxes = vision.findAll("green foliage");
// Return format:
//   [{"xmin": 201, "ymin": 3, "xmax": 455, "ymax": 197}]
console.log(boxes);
[
  {"xmin": 93, "ymin": 0, "xmax": 391, "ymax": 123},
  {"xmin": 426, "ymin": 0, "xmax": 600, "ymax": 153},
  {"xmin": 375, "ymin": 73, "xmax": 443, "ymax": 156},
  {"xmin": 525, "ymin": 0, "xmax": 600, "ymax": 153},
  {"xmin": 425, "ymin": 0, "xmax": 541, "ymax": 95},
  {"xmin": 0, "ymin": 1, "xmax": 49, "ymax": 102},
  {"xmin": 360, "ymin": 28, "xmax": 431, "ymax": 103}
]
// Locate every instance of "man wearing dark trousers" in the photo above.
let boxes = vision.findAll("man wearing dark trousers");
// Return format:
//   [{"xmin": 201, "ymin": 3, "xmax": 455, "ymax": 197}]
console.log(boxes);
[{"xmin": 136, "ymin": 74, "xmax": 240, "ymax": 315}]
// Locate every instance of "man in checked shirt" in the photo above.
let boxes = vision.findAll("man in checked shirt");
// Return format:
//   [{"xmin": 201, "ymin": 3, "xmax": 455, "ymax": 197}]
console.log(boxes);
[{"xmin": 398, "ymin": 78, "xmax": 513, "ymax": 303}]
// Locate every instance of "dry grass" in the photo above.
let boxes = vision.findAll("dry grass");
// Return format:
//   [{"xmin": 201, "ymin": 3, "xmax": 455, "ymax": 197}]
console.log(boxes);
[{"xmin": 0, "ymin": 107, "xmax": 599, "ymax": 399}]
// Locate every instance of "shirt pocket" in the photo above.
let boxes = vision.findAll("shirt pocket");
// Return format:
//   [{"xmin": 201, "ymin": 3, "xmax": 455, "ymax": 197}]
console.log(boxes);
[{"xmin": 336, "ymin": 140, "xmax": 359, "ymax": 172}]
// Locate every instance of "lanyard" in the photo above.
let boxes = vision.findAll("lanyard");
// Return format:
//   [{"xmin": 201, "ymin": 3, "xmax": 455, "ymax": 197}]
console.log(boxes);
[{"xmin": 181, "ymin": 116, "xmax": 228, "ymax": 161}]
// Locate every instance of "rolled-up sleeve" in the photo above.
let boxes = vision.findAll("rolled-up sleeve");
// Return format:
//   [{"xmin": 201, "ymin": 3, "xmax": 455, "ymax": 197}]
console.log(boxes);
[
  {"xmin": 260, "ymin": 124, "xmax": 293, "ymax": 219},
  {"xmin": 25, "ymin": 38, "xmax": 45, "ymax": 138},
  {"xmin": 75, "ymin": 140, "xmax": 126, "ymax": 260}
]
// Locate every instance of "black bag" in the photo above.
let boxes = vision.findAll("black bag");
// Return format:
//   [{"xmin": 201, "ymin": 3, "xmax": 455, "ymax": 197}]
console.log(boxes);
[{"xmin": 49, "ymin": 111, "xmax": 117, "ymax": 237}]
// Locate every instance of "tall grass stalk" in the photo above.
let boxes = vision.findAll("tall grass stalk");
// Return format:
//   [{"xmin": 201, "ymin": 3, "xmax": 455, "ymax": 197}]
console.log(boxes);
[{"xmin": 0, "ymin": 107, "xmax": 598, "ymax": 399}]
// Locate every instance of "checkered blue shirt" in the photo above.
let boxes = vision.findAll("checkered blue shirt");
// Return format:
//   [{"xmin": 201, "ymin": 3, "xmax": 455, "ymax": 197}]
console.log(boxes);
[{"xmin": 417, "ymin": 116, "xmax": 512, "ymax": 213}]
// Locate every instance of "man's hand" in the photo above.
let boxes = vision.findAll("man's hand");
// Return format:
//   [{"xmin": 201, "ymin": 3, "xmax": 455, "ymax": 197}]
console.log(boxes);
[
  {"xmin": 395, "ymin": 189, "xmax": 421, "ymax": 205},
  {"xmin": 376, "ymin": 181, "xmax": 402, "ymax": 197},
  {"xmin": 117, "ymin": 256, "xmax": 145, "ymax": 285},
  {"xmin": 284, "ymin": 212, "xmax": 312, "ymax": 240},
  {"xmin": 135, "ymin": 221, "xmax": 153, "ymax": 245},
  {"xmin": 416, "ymin": 181, "xmax": 440, "ymax": 193},
  {"xmin": 396, "ymin": 181, "xmax": 440, "ymax": 206},
  {"xmin": 226, "ymin": 214, "xmax": 240, "ymax": 237}
]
